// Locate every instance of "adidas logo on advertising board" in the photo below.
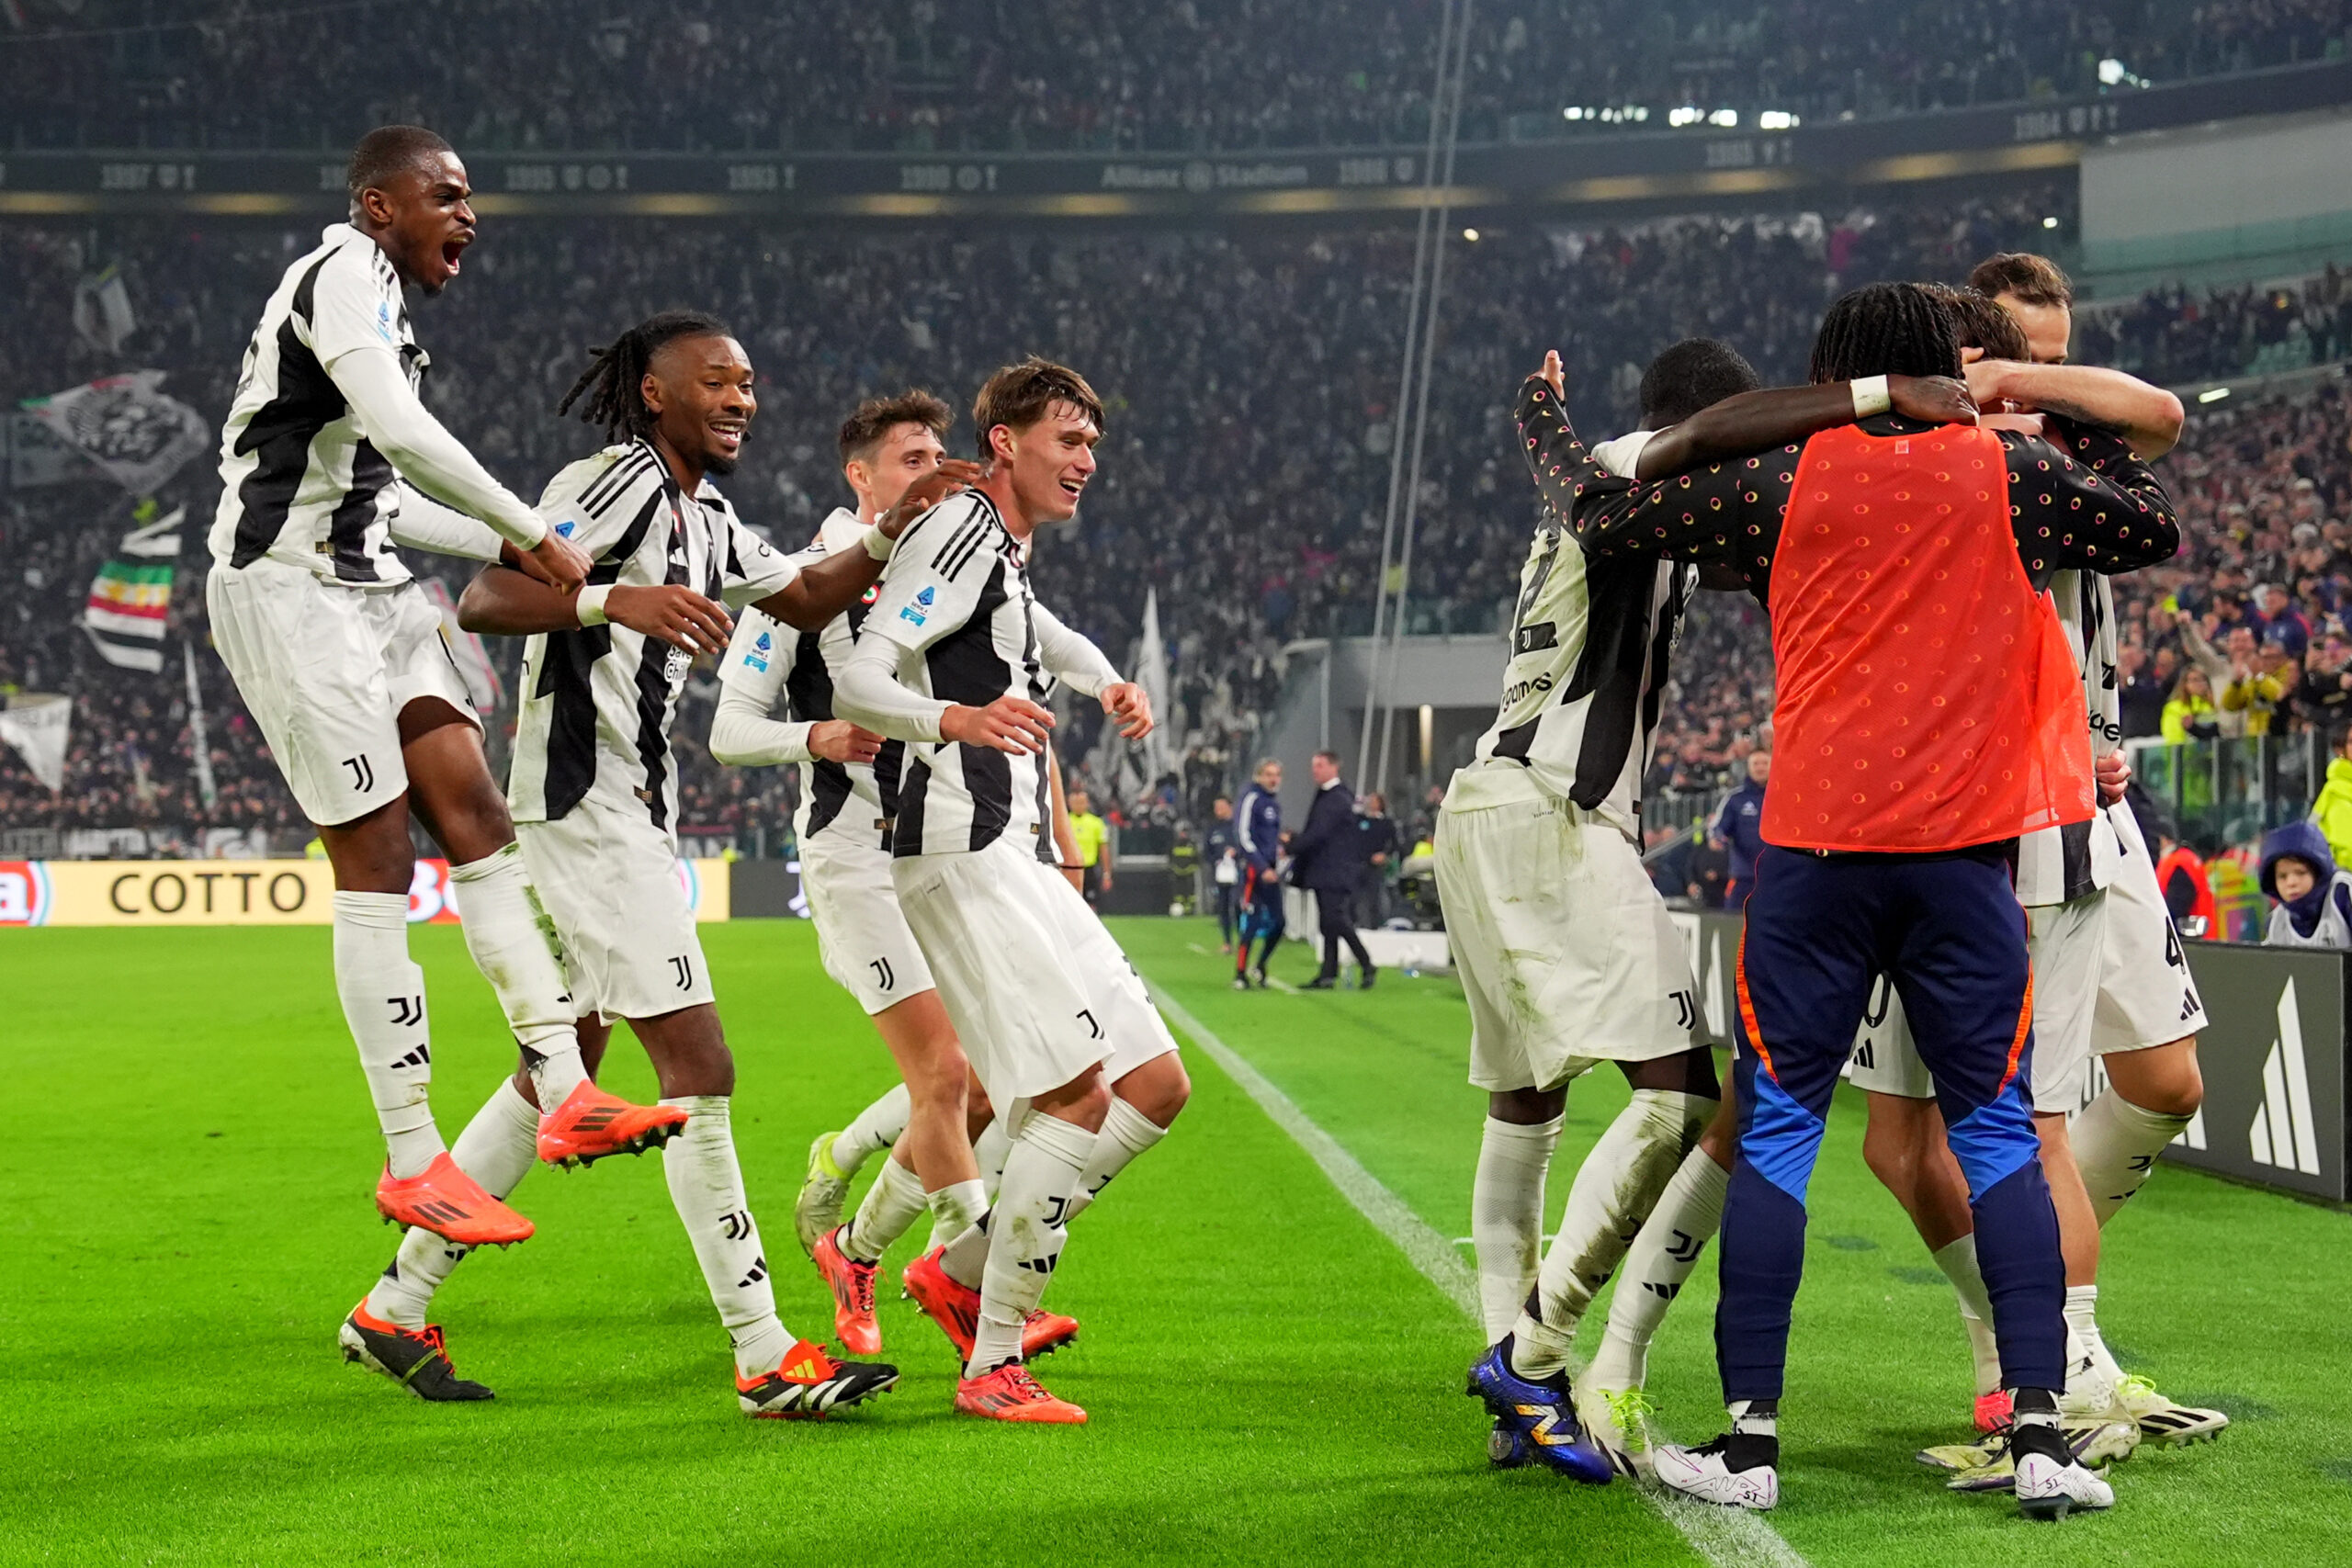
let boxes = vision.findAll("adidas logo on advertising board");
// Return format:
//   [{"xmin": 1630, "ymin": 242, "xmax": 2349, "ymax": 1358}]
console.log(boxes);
[{"xmin": 2249, "ymin": 978, "xmax": 2322, "ymax": 1177}]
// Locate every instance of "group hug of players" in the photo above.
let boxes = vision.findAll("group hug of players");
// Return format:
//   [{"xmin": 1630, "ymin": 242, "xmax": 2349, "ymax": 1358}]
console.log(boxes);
[
  {"xmin": 1449, "ymin": 263, "xmax": 2218, "ymax": 1519},
  {"xmin": 208, "ymin": 127, "xmax": 1182, "ymax": 1425},
  {"xmin": 209, "ymin": 125, "xmax": 2221, "ymax": 1501}
]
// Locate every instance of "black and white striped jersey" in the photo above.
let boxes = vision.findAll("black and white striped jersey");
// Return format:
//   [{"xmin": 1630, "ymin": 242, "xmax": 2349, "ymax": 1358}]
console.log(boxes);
[
  {"xmin": 860, "ymin": 491, "xmax": 1060, "ymax": 861},
  {"xmin": 2015, "ymin": 569, "xmax": 2125, "ymax": 905},
  {"xmin": 209, "ymin": 224, "xmax": 421, "ymax": 585},
  {"xmin": 508, "ymin": 438, "xmax": 803, "ymax": 834},
  {"xmin": 716, "ymin": 509, "xmax": 905, "ymax": 854},
  {"xmin": 1458, "ymin": 430, "xmax": 1690, "ymax": 840}
]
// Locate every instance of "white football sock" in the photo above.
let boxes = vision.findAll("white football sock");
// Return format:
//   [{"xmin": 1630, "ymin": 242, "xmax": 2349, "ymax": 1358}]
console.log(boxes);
[
  {"xmin": 660, "ymin": 1095, "xmax": 795, "ymax": 1375},
  {"xmin": 1472, "ymin": 1113, "xmax": 1563, "ymax": 1345},
  {"xmin": 829, "ymin": 1082, "xmax": 911, "ymax": 1179},
  {"xmin": 333, "ymin": 890, "xmax": 444, "ymax": 1179},
  {"xmin": 448, "ymin": 846, "xmax": 587, "ymax": 1110},
  {"xmin": 2064, "ymin": 1283, "xmax": 2127, "ymax": 1389},
  {"xmin": 1062, "ymin": 1097, "xmax": 1168, "ymax": 1223},
  {"xmin": 926, "ymin": 1178, "xmax": 988, "ymax": 1252},
  {"xmin": 368, "ymin": 1077, "xmax": 540, "ymax": 1328},
  {"xmin": 973, "ymin": 1109, "xmax": 1016, "ymax": 1204},
  {"xmin": 1930, "ymin": 1235, "xmax": 2004, "ymax": 1399},
  {"xmin": 967, "ymin": 1111, "xmax": 1093, "ymax": 1377},
  {"xmin": 2070, "ymin": 1089, "xmax": 2194, "ymax": 1226},
  {"xmin": 842, "ymin": 1151, "xmax": 928, "ymax": 1264},
  {"xmin": 1510, "ymin": 1089, "xmax": 1709, "ymax": 1379},
  {"xmin": 1588, "ymin": 1144, "xmax": 1728, "ymax": 1391}
]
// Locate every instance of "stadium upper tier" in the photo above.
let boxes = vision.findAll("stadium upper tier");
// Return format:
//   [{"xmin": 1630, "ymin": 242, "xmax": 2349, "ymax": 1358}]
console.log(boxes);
[{"xmin": 3, "ymin": 0, "xmax": 2345, "ymax": 154}]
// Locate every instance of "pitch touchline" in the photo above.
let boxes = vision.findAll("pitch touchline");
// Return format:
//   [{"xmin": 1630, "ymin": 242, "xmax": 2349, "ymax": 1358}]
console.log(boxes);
[{"xmin": 1143, "ymin": 980, "xmax": 1811, "ymax": 1568}]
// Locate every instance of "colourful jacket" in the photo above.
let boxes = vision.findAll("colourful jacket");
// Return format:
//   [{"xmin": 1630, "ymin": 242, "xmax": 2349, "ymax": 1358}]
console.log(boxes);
[{"xmin": 2311, "ymin": 756, "xmax": 2352, "ymax": 870}]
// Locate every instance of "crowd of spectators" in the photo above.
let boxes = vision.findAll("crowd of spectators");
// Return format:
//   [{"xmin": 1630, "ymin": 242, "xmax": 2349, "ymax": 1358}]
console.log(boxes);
[
  {"xmin": 3, "ymin": 0, "xmax": 2345, "ymax": 154},
  {"xmin": 2, "ymin": 180, "xmax": 2347, "ymax": 852}
]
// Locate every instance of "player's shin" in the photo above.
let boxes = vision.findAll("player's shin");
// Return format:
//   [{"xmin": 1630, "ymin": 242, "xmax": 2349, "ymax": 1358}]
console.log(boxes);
[
  {"xmin": 1473, "ymin": 1112, "xmax": 1563, "ymax": 1345},
  {"xmin": 967, "ymin": 1111, "xmax": 1093, "ymax": 1377},
  {"xmin": 333, "ymin": 890, "xmax": 445, "ymax": 1179},
  {"xmin": 1589, "ymin": 1142, "xmax": 1728, "ymax": 1390},
  {"xmin": 660, "ymin": 1094, "xmax": 795, "ymax": 1374},
  {"xmin": 831, "ymin": 1082, "xmax": 912, "ymax": 1179},
  {"xmin": 1929, "ymin": 1234, "xmax": 2007, "ymax": 1400},
  {"xmin": 842, "ymin": 1152, "xmax": 928, "ymax": 1264},
  {"xmin": 368, "ymin": 1077, "xmax": 541, "ymax": 1328},
  {"xmin": 1061, "ymin": 1096, "xmax": 1169, "ymax": 1223},
  {"xmin": 448, "ymin": 845, "xmax": 587, "ymax": 1107},
  {"xmin": 1510, "ymin": 1089, "xmax": 1709, "ymax": 1378},
  {"xmin": 2070, "ymin": 1087, "xmax": 2195, "ymax": 1226}
]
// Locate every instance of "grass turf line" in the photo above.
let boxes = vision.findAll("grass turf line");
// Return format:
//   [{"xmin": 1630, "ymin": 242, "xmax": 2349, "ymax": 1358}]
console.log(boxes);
[
  {"xmin": 1115, "ymin": 916, "xmax": 2352, "ymax": 1568},
  {"xmin": 0, "ymin": 922, "xmax": 1693, "ymax": 1567}
]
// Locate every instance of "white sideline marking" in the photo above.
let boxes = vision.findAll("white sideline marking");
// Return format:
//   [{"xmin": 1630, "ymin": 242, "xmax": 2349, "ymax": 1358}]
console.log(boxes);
[{"xmin": 1145, "ymin": 981, "xmax": 1811, "ymax": 1568}]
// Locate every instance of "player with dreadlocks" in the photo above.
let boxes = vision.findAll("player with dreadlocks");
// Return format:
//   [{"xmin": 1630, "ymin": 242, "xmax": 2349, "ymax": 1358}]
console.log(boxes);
[
  {"xmin": 349, "ymin": 308, "xmax": 978, "ymax": 1416},
  {"xmin": 1518, "ymin": 281, "xmax": 2181, "ymax": 1517}
]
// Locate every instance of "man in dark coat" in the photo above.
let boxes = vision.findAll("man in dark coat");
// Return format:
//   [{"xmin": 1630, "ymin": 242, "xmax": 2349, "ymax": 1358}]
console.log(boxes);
[{"xmin": 1290, "ymin": 750, "xmax": 1377, "ymax": 988}]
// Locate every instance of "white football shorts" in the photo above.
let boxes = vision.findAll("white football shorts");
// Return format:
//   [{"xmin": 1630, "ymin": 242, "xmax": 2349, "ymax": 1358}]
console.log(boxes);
[
  {"xmin": 2093, "ymin": 802, "xmax": 2209, "ymax": 1054},
  {"xmin": 206, "ymin": 560, "xmax": 475, "ymax": 827},
  {"xmin": 1435, "ymin": 779, "xmax": 1699, "ymax": 1094},
  {"xmin": 801, "ymin": 830, "xmax": 935, "ymax": 1015},
  {"xmin": 516, "ymin": 795, "xmax": 712, "ymax": 1024},
  {"xmin": 893, "ymin": 834, "xmax": 1178, "ymax": 1109}
]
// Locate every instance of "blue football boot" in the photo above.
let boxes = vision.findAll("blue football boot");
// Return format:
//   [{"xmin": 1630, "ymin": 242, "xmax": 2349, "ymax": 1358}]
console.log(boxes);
[{"xmin": 1466, "ymin": 1337, "xmax": 1614, "ymax": 1485}]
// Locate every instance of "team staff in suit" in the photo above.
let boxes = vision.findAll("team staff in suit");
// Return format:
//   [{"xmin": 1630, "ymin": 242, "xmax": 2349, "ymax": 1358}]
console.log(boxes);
[{"xmin": 1290, "ymin": 750, "xmax": 1377, "ymax": 990}]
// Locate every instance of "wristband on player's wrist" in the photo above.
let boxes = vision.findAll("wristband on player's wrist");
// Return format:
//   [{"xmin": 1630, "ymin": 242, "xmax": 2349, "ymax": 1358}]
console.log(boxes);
[
  {"xmin": 575, "ymin": 584, "xmax": 613, "ymax": 626},
  {"xmin": 1850, "ymin": 374, "xmax": 1892, "ymax": 420},
  {"xmin": 861, "ymin": 525, "xmax": 894, "ymax": 561}
]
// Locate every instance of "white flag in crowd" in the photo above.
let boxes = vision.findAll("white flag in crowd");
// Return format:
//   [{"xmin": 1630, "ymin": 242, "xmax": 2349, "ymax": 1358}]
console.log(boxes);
[
  {"xmin": 0, "ymin": 693, "xmax": 72, "ymax": 793},
  {"xmin": 72, "ymin": 266, "xmax": 138, "ymax": 357},
  {"xmin": 20, "ymin": 370, "xmax": 209, "ymax": 494}
]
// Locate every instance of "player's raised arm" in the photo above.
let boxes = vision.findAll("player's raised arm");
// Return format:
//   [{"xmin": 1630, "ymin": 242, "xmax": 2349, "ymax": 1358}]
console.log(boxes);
[
  {"xmin": 750, "ymin": 460, "xmax": 983, "ymax": 631},
  {"xmin": 1632, "ymin": 375, "xmax": 1978, "ymax": 479},
  {"xmin": 1517, "ymin": 367, "xmax": 1783, "ymax": 591},
  {"xmin": 1971, "ymin": 360, "xmax": 2185, "ymax": 459}
]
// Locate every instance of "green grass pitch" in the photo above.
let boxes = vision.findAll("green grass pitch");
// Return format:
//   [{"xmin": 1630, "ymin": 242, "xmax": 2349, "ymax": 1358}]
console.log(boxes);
[{"xmin": 4, "ymin": 917, "xmax": 2348, "ymax": 1566}]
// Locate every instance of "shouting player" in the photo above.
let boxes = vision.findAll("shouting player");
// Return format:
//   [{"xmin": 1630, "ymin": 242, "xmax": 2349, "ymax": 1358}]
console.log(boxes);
[
  {"xmin": 207, "ymin": 126, "xmax": 681, "ymax": 1267},
  {"xmin": 833, "ymin": 357, "xmax": 1191, "ymax": 1425},
  {"xmin": 708, "ymin": 390, "xmax": 996, "ymax": 1355}
]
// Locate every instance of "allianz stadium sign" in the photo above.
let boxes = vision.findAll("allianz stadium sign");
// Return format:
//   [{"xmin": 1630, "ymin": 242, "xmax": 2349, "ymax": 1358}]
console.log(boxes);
[{"xmin": 3, "ymin": 61, "xmax": 2343, "ymax": 223}]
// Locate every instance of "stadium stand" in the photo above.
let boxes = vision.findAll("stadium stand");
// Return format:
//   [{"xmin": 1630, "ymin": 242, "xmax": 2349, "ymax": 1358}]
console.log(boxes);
[
  {"xmin": 3, "ymin": 174, "xmax": 2350, "ymax": 858},
  {"xmin": 2, "ymin": 0, "xmax": 2345, "ymax": 152}
]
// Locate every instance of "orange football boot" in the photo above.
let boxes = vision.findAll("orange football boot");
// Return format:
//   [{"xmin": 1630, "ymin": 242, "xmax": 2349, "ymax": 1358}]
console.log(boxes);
[
  {"xmin": 955, "ymin": 1363, "xmax": 1087, "ymax": 1425},
  {"xmin": 902, "ymin": 1247, "xmax": 1080, "ymax": 1361},
  {"xmin": 375, "ymin": 1153, "xmax": 533, "ymax": 1247},
  {"xmin": 736, "ymin": 1338, "xmax": 898, "ymax": 1419},
  {"xmin": 537, "ymin": 1080, "xmax": 690, "ymax": 1168},
  {"xmin": 813, "ymin": 1226, "xmax": 882, "ymax": 1356},
  {"xmin": 1975, "ymin": 1390, "xmax": 2014, "ymax": 1434}
]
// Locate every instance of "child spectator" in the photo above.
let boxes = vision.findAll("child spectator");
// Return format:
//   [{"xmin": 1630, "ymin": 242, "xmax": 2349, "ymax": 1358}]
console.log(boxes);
[{"xmin": 2259, "ymin": 822, "xmax": 2352, "ymax": 949}]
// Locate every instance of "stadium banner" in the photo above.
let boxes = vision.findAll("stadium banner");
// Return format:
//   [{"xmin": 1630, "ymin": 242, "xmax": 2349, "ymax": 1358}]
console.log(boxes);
[
  {"xmin": 0, "ymin": 857, "xmax": 731, "ymax": 927},
  {"xmin": 3, "ymin": 62, "xmax": 2343, "ymax": 221},
  {"xmin": 1675, "ymin": 910, "xmax": 2349, "ymax": 1203}
]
